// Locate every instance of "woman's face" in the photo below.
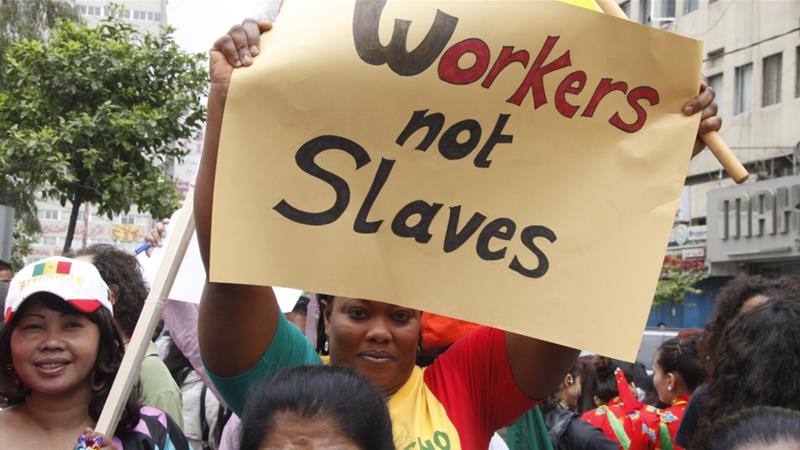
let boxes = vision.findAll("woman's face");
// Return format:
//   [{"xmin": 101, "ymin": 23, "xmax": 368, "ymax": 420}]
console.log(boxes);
[
  {"xmin": 324, "ymin": 298, "xmax": 420, "ymax": 397},
  {"xmin": 9, "ymin": 298, "xmax": 100, "ymax": 398},
  {"xmin": 259, "ymin": 413, "xmax": 362, "ymax": 450},
  {"xmin": 652, "ymin": 351, "xmax": 673, "ymax": 404}
]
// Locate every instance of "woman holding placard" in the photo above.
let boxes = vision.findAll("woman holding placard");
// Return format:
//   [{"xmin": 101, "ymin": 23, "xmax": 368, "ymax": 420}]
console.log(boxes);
[
  {"xmin": 193, "ymin": 5, "xmax": 722, "ymax": 446},
  {"xmin": 0, "ymin": 257, "xmax": 191, "ymax": 449}
]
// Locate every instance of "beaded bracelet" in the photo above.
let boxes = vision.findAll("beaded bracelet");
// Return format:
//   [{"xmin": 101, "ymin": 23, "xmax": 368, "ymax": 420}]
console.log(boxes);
[{"xmin": 74, "ymin": 434, "xmax": 103, "ymax": 450}]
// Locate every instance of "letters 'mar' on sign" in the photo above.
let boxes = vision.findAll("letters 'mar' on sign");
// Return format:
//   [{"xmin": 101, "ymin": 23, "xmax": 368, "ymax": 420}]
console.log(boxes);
[{"xmin": 211, "ymin": 0, "xmax": 702, "ymax": 360}]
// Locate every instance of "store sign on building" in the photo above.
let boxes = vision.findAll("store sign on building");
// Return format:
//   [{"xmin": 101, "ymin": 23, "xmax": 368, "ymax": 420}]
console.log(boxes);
[
  {"xmin": 707, "ymin": 175, "xmax": 800, "ymax": 263},
  {"xmin": 688, "ymin": 225, "xmax": 706, "ymax": 242}
]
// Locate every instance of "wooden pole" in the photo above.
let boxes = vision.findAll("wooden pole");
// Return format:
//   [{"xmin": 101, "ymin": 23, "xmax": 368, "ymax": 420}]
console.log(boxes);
[
  {"xmin": 595, "ymin": 0, "xmax": 749, "ymax": 184},
  {"xmin": 95, "ymin": 188, "xmax": 196, "ymax": 437}
]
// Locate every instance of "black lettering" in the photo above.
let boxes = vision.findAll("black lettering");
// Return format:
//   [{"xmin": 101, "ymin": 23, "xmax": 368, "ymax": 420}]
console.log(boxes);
[
  {"xmin": 353, "ymin": 0, "xmax": 458, "ymax": 76},
  {"xmin": 438, "ymin": 119, "xmax": 481, "ymax": 160},
  {"xmin": 396, "ymin": 109, "xmax": 445, "ymax": 151},
  {"xmin": 391, "ymin": 200, "xmax": 443, "ymax": 243},
  {"xmin": 509, "ymin": 225, "xmax": 557, "ymax": 278},
  {"xmin": 473, "ymin": 114, "xmax": 513, "ymax": 168},
  {"xmin": 273, "ymin": 135, "xmax": 370, "ymax": 226},
  {"xmin": 476, "ymin": 217, "xmax": 516, "ymax": 260},
  {"xmin": 443, "ymin": 206, "xmax": 487, "ymax": 252},
  {"xmin": 354, "ymin": 158, "xmax": 396, "ymax": 233}
]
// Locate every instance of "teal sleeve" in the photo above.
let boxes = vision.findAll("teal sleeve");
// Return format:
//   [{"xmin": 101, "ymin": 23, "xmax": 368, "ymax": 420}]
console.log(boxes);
[{"xmin": 206, "ymin": 313, "xmax": 322, "ymax": 415}]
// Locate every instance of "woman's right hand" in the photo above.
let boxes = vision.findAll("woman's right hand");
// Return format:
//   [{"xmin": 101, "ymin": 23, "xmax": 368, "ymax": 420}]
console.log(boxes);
[{"xmin": 210, "ymin": 19, "xmax": 272, "ymax": 85}]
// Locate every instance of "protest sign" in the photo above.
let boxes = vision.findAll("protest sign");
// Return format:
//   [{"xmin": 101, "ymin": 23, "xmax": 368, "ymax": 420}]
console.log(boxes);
[{"xmin": 210, "ymin": 0, "xmax": 702, "ymax": 360}]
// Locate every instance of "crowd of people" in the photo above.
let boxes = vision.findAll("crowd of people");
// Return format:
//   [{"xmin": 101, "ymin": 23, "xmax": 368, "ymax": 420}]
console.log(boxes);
[
  {"xmin": 1, "ymin": 249, "xmax": 799, "ymax": 450},
  {"xmin": 0, "ymin": 10, "xmax": 799, "ymax": 450}
]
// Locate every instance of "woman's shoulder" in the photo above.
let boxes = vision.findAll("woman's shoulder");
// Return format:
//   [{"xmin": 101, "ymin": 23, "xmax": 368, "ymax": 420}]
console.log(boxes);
[
  {"xmin": 0, "ymin": 407, "xmax": 53, "ymax": 447},
  {"xmin": 0, "ymin": 405, "xmax": 25, "ymax": 429}
]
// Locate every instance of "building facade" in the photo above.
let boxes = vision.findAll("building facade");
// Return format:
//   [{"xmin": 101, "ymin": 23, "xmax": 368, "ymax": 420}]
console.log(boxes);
[
  {"xmin": 27, "ymin": 0, "xmax": 201, "ymax": 261},
  {"xmin": 618, "ymin": 0, "xmax": 800, "ymax": 327}
]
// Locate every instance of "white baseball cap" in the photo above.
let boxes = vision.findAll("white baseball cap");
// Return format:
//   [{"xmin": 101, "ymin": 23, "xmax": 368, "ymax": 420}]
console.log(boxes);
[{"xmin": 4, "ymin": 256, "xmax": 113, "ymax": 324}]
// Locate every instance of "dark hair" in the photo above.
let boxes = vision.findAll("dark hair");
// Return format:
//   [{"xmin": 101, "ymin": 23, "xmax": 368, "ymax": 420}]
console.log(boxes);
[
  {"xmin": 541, "ymin": 361, "xmax": 582, "ymax": 413},
  {"xmin": 584, "ymin": 357, "xmax": 637, "ymax": 405},
  {"xmin": 709, "ymin": 406, "xmax": 800, "ymax": 450},
  {"xmin": 239, "ymin": 365, "xmax": 395, "ymax": 450},
  {"xmin": 164, "ymin": 339, "xmax": 193, "ymax": 387},
  {"xmin": 292, "ymin": 295, "xmax": 310, "ymax": 314},
  {"xmin": 0, "ymin": 259, "xmax": 12, "ymax": 272},
  {"xmin": 701, "ymin": 276, "xmax": 798, "ymax": 374},
  {"xmin": 74, "ymin": 244, "xmax": 148, "ymax": 338},
  {"xmin": 0, "ymin": 293, "xmax": 141, "ymax": 431},
  {"xmin": 656, "ymin": 336, "xmax": 704, "ymax": 392},
  {"xmin": 695, "ymin": 297, "xmax": 800, "ymax": 450}
]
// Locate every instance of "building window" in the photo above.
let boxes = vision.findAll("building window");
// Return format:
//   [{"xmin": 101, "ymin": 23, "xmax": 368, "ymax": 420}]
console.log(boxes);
[
  {"xmin": 37, "ymin": 210, "xmax": 59, "ymax": 220},
  {"xmin": 79, "ymin": 5, "xmax": 87, "ymax": 14},
  {"xmin": 154, "ymin": 12, "xmax": 161, "ymax": 22},
  {"xmin": 640, "ymin": 0, "xmax": 651, "ymax": 24},
  {"xmin": 795, "ymin": 46, "xmax": 799, "ymax": 99},
  {"xmin": 762, "ymin": 53, "xmax": 782, "ymax": 107},
  {"xmin": 707, "ymin": 73, "xmax": 723, "ymax": 115},
  {"xmin": 684, "ymin": 0, "xmax": 699, "ymax": 14},
  {"xmin": 734, "ymin": 63, "xmax": 753, "ymax": 114},
  {"xmin": 135, "ymin": 215, "xmax": 152, "ymax": 227},
  {"xmin": 620, "ymin": 1, "xmax": 631, "ymax": 17},
  {"xmin": 147, "ymin": 11, "xmax": 155, "ymax": 21},
  {"xmin": 663, "ymin": 0, "xmax": 676, "ymax": 18}
]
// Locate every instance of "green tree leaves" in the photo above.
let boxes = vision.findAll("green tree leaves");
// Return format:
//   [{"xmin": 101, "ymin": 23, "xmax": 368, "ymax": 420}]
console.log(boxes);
[
  {"xmin": 0, "ymin": 12, "xmax": 207, "ymax": 252},
  {"xmin": 653, "ymin": 263, "xmax": 707, "ymax": 306}
]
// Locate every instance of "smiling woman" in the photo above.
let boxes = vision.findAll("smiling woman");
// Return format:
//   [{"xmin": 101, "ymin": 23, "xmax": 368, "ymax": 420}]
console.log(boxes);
[{"xmin": 0, "ymin": 257, "xmax": 191, "ymax": 450}]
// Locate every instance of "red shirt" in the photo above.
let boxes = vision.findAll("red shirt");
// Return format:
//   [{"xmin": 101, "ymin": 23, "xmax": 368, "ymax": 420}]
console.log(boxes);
[
  {"xmin": 581, "ymin": 397, "xmax": 660, "ymax": 450},
  {"xmin": 655, "ymin": 394, "xmax": 691, "ymax": 450}
]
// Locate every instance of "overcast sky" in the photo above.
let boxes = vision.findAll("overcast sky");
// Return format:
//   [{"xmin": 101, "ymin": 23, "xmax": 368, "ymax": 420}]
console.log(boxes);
[
  {"xmin": 167, "ymin": 0, "xmax": 283, "ymax": 54},
  {"xmin": 164, "ymin": 0, "xmax": 303, "ymax": 311}
]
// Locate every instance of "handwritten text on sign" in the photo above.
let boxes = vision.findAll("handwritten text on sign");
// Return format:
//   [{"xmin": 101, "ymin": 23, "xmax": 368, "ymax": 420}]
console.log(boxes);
[{"xmin": 211, "ymin": 0, "xmax": 702, "ymax": 360}]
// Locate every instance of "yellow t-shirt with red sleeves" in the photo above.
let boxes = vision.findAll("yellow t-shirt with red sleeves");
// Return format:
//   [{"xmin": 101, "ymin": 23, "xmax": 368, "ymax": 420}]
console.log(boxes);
[
  {"xmin": 387, "ymin": 327, "xmax": 538, "ymax": 450},
  {"xmin": 209, "ymin": 315, "xmax": 537, "ymax": 450}
]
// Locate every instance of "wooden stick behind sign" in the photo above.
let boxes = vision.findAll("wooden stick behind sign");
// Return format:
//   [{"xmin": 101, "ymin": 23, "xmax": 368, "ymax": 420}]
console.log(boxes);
[
  {"xmin": 595, "ymin": 0, "xmax": 749, "ymax": 184},
  {"xmin": 95, "ymin": 189, "xmax": 196, "ymax": 437}
]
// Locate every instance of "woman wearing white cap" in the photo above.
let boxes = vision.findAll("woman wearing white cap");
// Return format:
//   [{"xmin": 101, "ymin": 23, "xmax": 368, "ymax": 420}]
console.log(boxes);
[{"xmin": 0, "ymin": 257, "xmax": 191, "ymax": 450}]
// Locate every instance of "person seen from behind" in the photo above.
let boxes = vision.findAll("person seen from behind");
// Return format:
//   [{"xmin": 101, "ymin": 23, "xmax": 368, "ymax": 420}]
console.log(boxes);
[
  {"xmin": 707, "ymin": 406, "xmax": 800, "ymax": 450},
  {"xmin": 675, "ymin": 276, "xmax": 800, "ymax": 447},
  {"xmin": 691, "ymin": 297, "xmax": 800, "ymax": 450},
  {"xmin": 651, "ymin": 336, "xmax": 703, "ymax": 450},
  {"xmin": 73, "ymin": 244, "xmax": 185, "ymax": 429}
]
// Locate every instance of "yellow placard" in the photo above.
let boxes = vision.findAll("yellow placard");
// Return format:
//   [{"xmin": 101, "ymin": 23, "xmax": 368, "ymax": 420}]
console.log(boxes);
[{"xmin": 211, "ymin": 0, "xmax": 701, "ymax": 360}]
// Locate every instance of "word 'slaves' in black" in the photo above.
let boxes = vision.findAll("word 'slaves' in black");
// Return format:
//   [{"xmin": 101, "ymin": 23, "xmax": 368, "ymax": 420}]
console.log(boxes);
[
  {"xmin": 274, "ymin": 135, "xmax": 371, "ymax": 226},
  {"xmin": 352, "ymin": 0, "xmax": 458, "ymax": 76}
]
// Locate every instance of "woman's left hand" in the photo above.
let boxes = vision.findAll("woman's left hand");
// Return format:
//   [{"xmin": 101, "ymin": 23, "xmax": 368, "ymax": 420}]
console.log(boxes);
[
  {"xmin": 75, "ymin": 428, "xmax": 118, "ymax": 450},
  {"xmin": 683, "ymin": 80, "xmax": 722, "ymax": 157}
]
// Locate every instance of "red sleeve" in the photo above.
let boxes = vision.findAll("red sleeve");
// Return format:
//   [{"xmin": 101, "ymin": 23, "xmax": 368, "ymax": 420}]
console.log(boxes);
[{"xmin": 423, "ymin": 326, "xmax": 537, "ymax": 449}]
